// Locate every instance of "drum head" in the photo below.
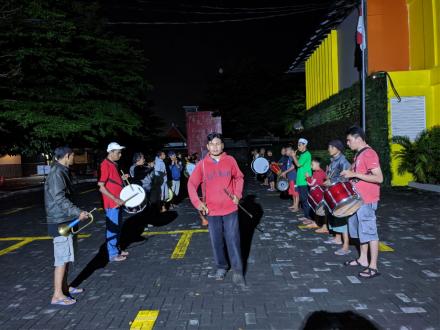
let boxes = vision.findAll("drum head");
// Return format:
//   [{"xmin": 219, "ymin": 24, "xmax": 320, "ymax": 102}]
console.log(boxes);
[
  {"xmin": 276, "ymin": 179, "xmax": 289, "ymax": 191},
  {"xmin": 333, "ymin": 198, "xmax": 363, "ymax": 218},
  {"xmin": 251, "ymin": 158, "xmax": 270, "ymax": 174},
  {"xmin": 120, "ymin": 184, "xmax": 146, "ymax": 208}
]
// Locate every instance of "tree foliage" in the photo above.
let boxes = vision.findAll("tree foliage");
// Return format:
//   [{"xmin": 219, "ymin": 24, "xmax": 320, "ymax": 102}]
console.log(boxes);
[
  {"xmin": 0, "ymin": 0, "xmax": 162, "ymax": 155},
  {"xmin": 392, "ymin": 126, "xmax": 440, "ymax": 184}
]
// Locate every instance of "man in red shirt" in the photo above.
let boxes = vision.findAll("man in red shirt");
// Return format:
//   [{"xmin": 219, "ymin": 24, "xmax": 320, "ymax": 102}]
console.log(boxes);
[
  {"xmin": 187, "ymin": 132, "xmax": 246, "ymax": 288},
  {"xmin": 341, "ymin": 126, "xmax": 383, "ymax": 279},
  {"xmin": 98, "ymin": 142, "xmax": 129, "ymax": 262}
]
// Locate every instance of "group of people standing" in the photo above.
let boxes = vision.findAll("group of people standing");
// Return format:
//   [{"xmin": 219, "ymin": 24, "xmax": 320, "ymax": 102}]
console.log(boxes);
[
  {"xmin": 43, "ymin": 125, "xmax": 383, "ymax": 306},
  {"xmin": 254, "ymin": 126, "xmax": 383, "ymax": 279}
]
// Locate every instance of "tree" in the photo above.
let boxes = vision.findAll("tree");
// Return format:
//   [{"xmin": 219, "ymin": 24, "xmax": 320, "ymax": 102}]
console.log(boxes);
[{"xmin": 0, "ymin": 0, "xmax": 162, "ymax": 156}]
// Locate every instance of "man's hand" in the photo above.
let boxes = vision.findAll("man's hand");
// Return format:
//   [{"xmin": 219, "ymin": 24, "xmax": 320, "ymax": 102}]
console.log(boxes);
[
  {"xmin": 341, "ymin": 170, "xmax": 356, "ymax": 179},
  {"xmin": 324, "ymin": 179, "xmax": 331, "ymax": 187},
  {"xmin": 114, "ymin": 197, "xmax": 125, "ymax": 207},
  {"xmin": 280, "ymin": 171, "xmax": 287, "ymax": 178},
  {"xmin": 232, "ymin": 195, "xmax": 240, "ymax": 205},
  {"xmin": 79, "ymin": 211, "xmax": 89, "ymax": 221},
  {"xmin": 198, "ymin": 202, "xmax": 209, "ymax": 215},
  {"xmin": 121, "ymin": 173, "xmax": 130, "ymax": 180}
]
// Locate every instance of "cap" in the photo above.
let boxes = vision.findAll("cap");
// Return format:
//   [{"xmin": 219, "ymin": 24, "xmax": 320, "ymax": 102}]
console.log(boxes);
[
  {"xmin": 107, "ymin": 142, "xmax": 125, "ymax": 153},
  {"xmin": 298, "ymin": 138, "xmax": 308, "ymax": 145}
]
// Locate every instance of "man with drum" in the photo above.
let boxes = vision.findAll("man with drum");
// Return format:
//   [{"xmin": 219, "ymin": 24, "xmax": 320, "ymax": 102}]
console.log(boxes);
[
  {"xmin": 98, "ymin": 142, "xmax": 129, "ymax": 262},
  {"xmin": 187, "ymin": 132, "xmax": 246, "ymax": 289},
  {"xmin": 323, "ymin": 140, "xmax": 351, "ymax": 254},
  {"xmin": 341, "ymin": 126, "xmax": 383, "ymax": 279}
]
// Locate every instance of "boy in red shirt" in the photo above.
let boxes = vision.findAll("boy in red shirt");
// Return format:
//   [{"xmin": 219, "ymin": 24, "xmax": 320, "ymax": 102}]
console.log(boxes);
[
  {"xmin": 341, "ymin": 126, "xmax": 383, "ymax": 279},
  {"xmin": 303, "ymin": 158, "xmax": 326, "ymax": 229},
  {"xmin": 98, "ymin": 142, "xmax": 129, "ymax": 262},
  {"xmin": 187, "ymin": 132, "xmax": 246, "ymax": 289}
]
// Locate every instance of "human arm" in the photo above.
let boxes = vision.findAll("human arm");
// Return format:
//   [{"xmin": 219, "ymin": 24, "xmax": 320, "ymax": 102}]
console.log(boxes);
[
  {"xmin": 231, "ymin": 158, "xmax": 244, "ymax": 202},
  {"xmin": 98, "ymin": 182, "xmax": 124, "ymax": 206},
  {"xmin": 341, "ymin": 167, "xmax": 383, "ymax": 184},
  {"xmin": 187, "ymin": 162, "xmax": 207, "ymax": 212},
  {"xmin": 50, "ymin": 172, "xmax": 82, "ymax": 219}
]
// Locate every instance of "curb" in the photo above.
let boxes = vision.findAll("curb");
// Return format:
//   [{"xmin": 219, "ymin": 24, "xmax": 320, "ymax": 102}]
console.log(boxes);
[
  {"xmin": 408, "ymin": 181, "xmax": 440, "ymax": 193},
  {"xmin": 0, "ymin": 178, "xmax": 97, "ymax": 200}
]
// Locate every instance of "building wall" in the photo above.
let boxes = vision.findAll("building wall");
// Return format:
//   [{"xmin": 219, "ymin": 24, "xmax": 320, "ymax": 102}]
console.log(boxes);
[
  {"xmin": 0, "ymin": 155, "xmax": 22, "ymax": 178},
  {"xmin": 367, "ymin": 0, "xmax": 410, "ymax": 73},
  {"xmin": 388, "ymin": 0, "xmax": 440, "ymax": 185},
  {"xmin": 305, "ymin": 30, "xmax": 339, "ymax": 109},
  {"xmin": 337, "ymin": 10, "xmax": 360, "ymax": 90}
]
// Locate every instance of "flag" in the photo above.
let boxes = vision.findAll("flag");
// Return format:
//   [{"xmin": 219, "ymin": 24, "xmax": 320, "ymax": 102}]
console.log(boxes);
[{"xmin": 357, "ymin": 8, "xmax": 366, "ymax": 51}]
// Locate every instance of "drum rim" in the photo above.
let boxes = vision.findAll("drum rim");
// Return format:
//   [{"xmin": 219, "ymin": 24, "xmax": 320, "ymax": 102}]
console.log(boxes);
[
  {"xmin": 325, "ymin": 196, "xmax": 363, "ymax": 217},
  {"xmin": 251, "ymin": 157, "xmax": 269, "ymax": 174},
  {"xmin": 326, "ymin": 180, "xmax": 351, "ymax": 189},
  {"xmin": 124, "ymin": 203, "xmax": 147, "ymax": 214}
]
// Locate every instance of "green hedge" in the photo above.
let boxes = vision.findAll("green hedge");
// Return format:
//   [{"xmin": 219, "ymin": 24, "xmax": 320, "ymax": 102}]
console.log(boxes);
[{"xmin": 299, "ymin": 77, "xmax": 391, "ymax": 185}]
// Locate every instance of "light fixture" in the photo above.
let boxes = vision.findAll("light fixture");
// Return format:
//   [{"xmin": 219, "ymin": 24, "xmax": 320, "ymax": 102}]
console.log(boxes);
[{"xmin": 371, "ymin": 71, "xmax": 401, "ymax": 102}]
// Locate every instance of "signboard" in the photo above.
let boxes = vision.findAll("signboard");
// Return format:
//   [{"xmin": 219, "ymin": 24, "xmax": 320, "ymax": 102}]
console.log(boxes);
[
  {"xmin": 185, "ymin": 111, "xmax": 222, "ymax": 157},
  {"xmin": 391, "ymin": 96, "xmax": 426, "ymax": 141},
  {"xmin": 37, "ymin": 165, "xmax": 51, "ymax": 175}
]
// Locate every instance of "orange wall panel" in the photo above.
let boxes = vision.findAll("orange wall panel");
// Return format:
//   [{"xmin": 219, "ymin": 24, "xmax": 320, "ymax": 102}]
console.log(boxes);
[{"xmin": 367, "ymin": 0, "xmax": 410, "ymax": 73}]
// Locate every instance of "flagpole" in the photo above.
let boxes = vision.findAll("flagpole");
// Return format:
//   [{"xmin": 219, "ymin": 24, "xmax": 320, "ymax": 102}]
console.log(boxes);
[{"xmin": 361, "ymin": 0, "xmax": 367, "ymax": 133}]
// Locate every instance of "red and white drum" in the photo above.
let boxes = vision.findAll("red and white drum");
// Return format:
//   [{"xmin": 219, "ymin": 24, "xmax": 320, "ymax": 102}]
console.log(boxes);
[
  {"xmin": 270, "ymin": 163, "xmax": 282, "ymax": 175},
  {"xmin": 307, "ymin": 185, "xmax": 326, "ymax": 216},
  {"xmin": 323, "ymin": 181, "xmax": 363, "ymax": 218}
]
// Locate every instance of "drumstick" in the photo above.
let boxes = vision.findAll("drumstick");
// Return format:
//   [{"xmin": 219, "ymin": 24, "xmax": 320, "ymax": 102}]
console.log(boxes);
[
  {"xmin": 120, "ymin": 170, "xmax": 134, "ymax": 191},
  {"xmin": 223, "ymin": 188, "xmax": 253, "ymax": 219},
  {"xmin": 121, "ymin": 192, "xmax": 139, "ymax": 205}
]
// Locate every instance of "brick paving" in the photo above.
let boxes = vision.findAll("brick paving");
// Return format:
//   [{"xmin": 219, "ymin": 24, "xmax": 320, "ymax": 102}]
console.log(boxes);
[{"xmin": 0, "ymin": 178, "xmax": 439, "ymax": 329}]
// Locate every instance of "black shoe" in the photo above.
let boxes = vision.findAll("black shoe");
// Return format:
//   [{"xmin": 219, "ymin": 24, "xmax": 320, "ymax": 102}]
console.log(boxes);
[{"xmin": 215, "ymin": 269, "xmax": 227, "ymax": 281}]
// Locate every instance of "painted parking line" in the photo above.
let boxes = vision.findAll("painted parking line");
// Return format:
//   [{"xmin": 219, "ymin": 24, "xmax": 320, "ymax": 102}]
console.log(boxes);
[
  {"xmin": 0, "ymin": 206, "xmax": 35, "ymax": 216},
  {"xmin": 130, "ymin": 310, "xmax": 159, "ymax": 330},
  {"xmin": 379, "ymin": 242, "xmax": 395, "ymax": 252},
  {"xmin": 0, "ymin": 234, "xmax": 91, "ymax": 256},
  {"xmin": 143, "ymin": 229, "xmax": 208, "ymax": 259}
]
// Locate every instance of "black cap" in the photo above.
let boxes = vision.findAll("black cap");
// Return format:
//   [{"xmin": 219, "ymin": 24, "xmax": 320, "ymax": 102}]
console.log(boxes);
[{"xmin": 328, "ymin": 139, "xmax": 345, "ymax": 152}]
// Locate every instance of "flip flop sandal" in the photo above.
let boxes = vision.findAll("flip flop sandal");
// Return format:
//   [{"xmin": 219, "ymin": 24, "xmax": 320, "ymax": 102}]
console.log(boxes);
[
  {"xmin": 68, "ymin": 287, "xmax": 84, "ymax": 294},
  {"xmin": 305, "ymin": 224, "xmax": 319, "ymax": 229},
  {"xmin": 344, "ymin": 259, "xmax": 368, "ymax": 267},
  {"xmin": 120, "ymin": 250, "xmax": 129, "ymax": 256},
  {"xmin": 358, "ymin": 267, "xmax": 381, "ymax": 279},
  {"xmin": 51, "ymin": 297, "xmax": 76, "ymax": 306}
]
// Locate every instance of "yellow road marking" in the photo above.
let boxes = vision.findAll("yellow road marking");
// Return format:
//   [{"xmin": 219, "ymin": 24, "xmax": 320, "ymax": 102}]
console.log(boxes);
[
  {"xmin": 79, "ymin": 188, "xmax": 97, "ymax": 195},
  {"xmin": 1, "ymin": 206, "xmax": 35, "ymax": 216},
  {"xmin": 130, "ymin": 310, "xmax": 159, "ymax": 330},
  {"xmin": 0, "ymin": 234, "xmax": 90, "ymax": 256},
  {"xmin": 298, "ymin": 225, "xmax": 309, "ymax": 229},
  {"xmin": 143, "ymin": 229, "xmax": 208, "ymax": 259},
  {"xmin": 379, "ymin": 242, "xmax": 394, "ymax": 252}
]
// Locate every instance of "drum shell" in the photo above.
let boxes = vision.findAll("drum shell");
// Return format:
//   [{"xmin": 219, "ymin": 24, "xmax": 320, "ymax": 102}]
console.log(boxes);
[
  {"xmin": 120, "ymin": 184, "xmax": 147, "ymax": 214},
  {"xmin": 323, "ymin": 182, "xmax": 362, "ymax": 217},
  {"xmin": 270, "ymin": 163, "xmax": 281, "ymax": 175},
  {"xmin": 308, "ymin": 185, "xmax": 325, "ymax": 215}
]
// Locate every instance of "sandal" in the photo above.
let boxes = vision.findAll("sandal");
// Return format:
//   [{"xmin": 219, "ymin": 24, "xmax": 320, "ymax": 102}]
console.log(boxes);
[
  {"xmin": 120, "ymin": 250, "xmax": 129, "ymax": 256},
  {"xmin": 68, "ymin": 287, "xmax": 84, "ymax": 294},
  {"xmin": 344, "ymin": 259, "xmax": 368, "ymax": 267},
  {"xmin": 315, "ymin": 228, "xmax": 329, "ymax": 234},
  {"xmin": 110, "ymin": 255, "xmax": 127, "ymax": 262},
  {"xmin": 51, "ymin": 297, "xmax": 76, "ymax": 306},
  {"xmin": 358, "ymin": 267, "xmax": 381, "ymax": 279}
]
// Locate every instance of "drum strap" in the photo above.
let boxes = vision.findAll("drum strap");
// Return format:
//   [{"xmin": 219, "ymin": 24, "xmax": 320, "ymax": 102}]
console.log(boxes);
[
  {"xmin": 352, "ymin": 147, "xmax": 371, "ymax": 183},
  {"xmin": 202, "ymin": 159, "xmax": 206, "ymax": 205}
]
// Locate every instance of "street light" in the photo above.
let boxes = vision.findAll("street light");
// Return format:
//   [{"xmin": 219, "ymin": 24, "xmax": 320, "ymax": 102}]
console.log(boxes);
[{"xmin": 371, "ymin": 71, "xmax": 401, "ymax": 102}]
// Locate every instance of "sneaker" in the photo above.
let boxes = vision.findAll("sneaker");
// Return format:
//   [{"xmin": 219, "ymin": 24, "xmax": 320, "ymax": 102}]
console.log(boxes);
[
  {"xmin": 215, "ymin": 269, "xmax": 227, "ymax": 281},
  {"xmin": 232, "ymin": 272, "xmax": 246, "ymax": 289},
  {"xmin": 335, "ymin": 248, "xmax": 352, "ymax": 256},
  {"xmin": 267, "ymin": 188, "xmax": 275, "ymax": 192}
]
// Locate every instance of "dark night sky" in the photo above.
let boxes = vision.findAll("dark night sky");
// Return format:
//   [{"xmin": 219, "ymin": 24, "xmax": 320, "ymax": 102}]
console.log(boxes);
[{"xmin": 104, "ymin": 1, "xmax": 332, "ymax": 130}]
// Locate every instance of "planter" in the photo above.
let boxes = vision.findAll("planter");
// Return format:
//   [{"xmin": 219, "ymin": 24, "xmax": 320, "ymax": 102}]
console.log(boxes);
[{"xmin": 408, "ymin": 182, "xmax": 440, "ymax": 193}]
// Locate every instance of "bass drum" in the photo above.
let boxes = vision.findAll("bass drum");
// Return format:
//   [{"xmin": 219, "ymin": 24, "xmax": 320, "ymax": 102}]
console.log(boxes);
[
  {"xmin": 251, "ymin": 157, "xmax": 270, "ymax": 174},
  {"xmin": 276, "ymin": 177, "xmax": 289, "ymax": 191},
  {"xmin": 120, "ymin": 184, "xmax": 147, "ymax": 214}
]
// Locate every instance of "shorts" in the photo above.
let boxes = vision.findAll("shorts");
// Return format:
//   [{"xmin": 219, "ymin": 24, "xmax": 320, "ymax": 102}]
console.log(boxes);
[
  {"xmin": 288, "ymin": 181, "xmax": 299, "ymax": 197},
  {"xmin": 348, "ymin": 203, "xmax": 379, "ymax": 243},
  {"xmin": 53, "ymin": 235, "xmax": 75, "ymax": 267}
]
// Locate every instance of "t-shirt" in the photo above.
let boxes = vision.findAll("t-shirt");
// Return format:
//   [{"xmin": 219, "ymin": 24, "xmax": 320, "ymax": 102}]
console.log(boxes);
[
  {"xmin": 296, "ymin": 151, "xmax": 312, "ymax": 186},
  {"xmin": 99, "ymin": 158, "xmax": 123, "ymax": 209},
  {"xmin": 286, "ymin": 157, "xmax": 297, "ymax": 181},
  {"xmin": 278, "ymin": 155, "xmax": 289, "ymax": 171},
  {"xmin": 353, "ymin": 147, "xmax": 381, "ymax": 203},
  {"xmin": 307, "ymin": 169, "xmax": 326, "ymax": 186}
]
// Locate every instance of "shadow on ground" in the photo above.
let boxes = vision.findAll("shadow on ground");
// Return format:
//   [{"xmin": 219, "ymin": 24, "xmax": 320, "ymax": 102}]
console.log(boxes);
[{"xmin": 70, "ymin": 207, "xmax": 178, "ymax": 288}]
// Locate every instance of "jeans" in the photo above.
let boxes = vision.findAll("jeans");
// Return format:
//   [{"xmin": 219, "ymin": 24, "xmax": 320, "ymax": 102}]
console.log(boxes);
[
  {"xmin": 105, "ymin": 208, "xmax": 122, "ymax": 259},
  {"xmin": 207, "ymin": 211, "xmax": 243, "ymax": 273},
  {"xmin": 171, "ymin": 180, "xmax": 180, "ymax": 196},
  {"xmin": 296, "ymin": 185, "xmax": 311, "ymax": 219}
]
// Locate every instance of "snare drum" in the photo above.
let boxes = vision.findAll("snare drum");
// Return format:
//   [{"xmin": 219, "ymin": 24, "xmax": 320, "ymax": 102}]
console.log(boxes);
[
  {"xmin": 276, "ymin": 177, "xmax": 289, "ymax": 191},
  {"xmin": 251, "ymin": 157, "xmax": 270, "ymax": 174},
  {"xmin": 120, "ymin": 184, "xmax": 147, "ymax": 214},
  {"xmin": 308, "ymin": 185, "xmax": 326, "ymax": 216},
  {"xmin": 323, "ymin": 181, "xmax": 363, "ymax": 218}
]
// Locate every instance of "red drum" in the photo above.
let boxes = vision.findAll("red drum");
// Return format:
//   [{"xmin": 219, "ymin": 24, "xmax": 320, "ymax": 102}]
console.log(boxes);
[
  {"xmin": 307, "ymin": 185, "xmax": 326, "ymax": 216},
  {"xmin": 323, "ymin": 182, "xmax": 363, "ymax": 218},
  {"xmin": 270, "ymin": 163, "xmax": 282, "ymax": 175}
]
